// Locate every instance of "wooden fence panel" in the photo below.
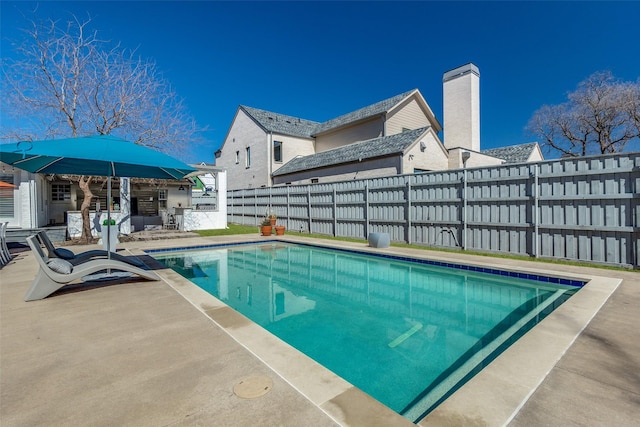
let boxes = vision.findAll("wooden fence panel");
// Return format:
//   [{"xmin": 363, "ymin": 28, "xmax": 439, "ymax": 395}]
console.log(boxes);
[{"xmin": 227, "ymin": 153, "xmax": 639, "ymax": 267}]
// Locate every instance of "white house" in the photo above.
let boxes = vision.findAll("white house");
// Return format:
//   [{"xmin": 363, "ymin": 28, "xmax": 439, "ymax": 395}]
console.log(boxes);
[
  {"xmin": 216, "ymin": 63, "xmax": 543, "ymax": 189},
  {"xmin": 0, "ymin": 163, "xmax": 228, "ymax": 239}
]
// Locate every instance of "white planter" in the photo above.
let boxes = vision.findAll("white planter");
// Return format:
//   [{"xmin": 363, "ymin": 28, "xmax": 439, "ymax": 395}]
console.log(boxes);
[{"xmin": 101, "ymin": 225, "xmax": 119, "ymax": 252}]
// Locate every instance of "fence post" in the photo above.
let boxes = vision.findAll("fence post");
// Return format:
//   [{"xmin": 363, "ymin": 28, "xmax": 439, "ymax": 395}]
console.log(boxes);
[
  {"xmin": 633, "ymin": 158, "xmax": 640, "ymax": 267},
  {"xmin": 254, "ymin": 188, "xmax": 258, "ymax": 226},
  {"xmin": 333, "ymin": 186, "xmax": 337, "ymax": 237},
  {"xmin": 365, "ymin": 180, "xmax": 370, "ymax": 238},
  {"xmin": 307, "ymin": 186, "xmax": 312, "ymax": 233},
  {"xmin": 406, "ymin": 179, "xmax": 412, "ymax": 244},
  {"xmin": 286, "ymin": 185, "xmax": 290, "ymax": 230},
  {"xmin": 241, "ymin": 191, "xmax": 246, "ymax": 225},
  {"xmin": 533, "ymin": 164, "xmax": 539, "ymax": 258},
  {"xmin": 462, "ymin": 169, "xmax": 468, "ymax": 250}
]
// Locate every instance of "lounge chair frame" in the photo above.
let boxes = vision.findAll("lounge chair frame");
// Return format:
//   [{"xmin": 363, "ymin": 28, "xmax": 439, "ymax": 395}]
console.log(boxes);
[
  {"xmin": 24, "ymin": 235, "xmax": 160, "ymax": 301},
  {"xmin": 35, "ymin": 230, "xmax": 144, "ymax": 267},
  {"xmin": 0, "ymin": 222, "xmax": 12, "ymax": 266}
]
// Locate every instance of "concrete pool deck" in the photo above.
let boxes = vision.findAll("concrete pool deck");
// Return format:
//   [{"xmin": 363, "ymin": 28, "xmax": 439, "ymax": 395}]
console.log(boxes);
[{"xmin": 1, "ymin": 234, "xmax": 638, "ymax": 426}]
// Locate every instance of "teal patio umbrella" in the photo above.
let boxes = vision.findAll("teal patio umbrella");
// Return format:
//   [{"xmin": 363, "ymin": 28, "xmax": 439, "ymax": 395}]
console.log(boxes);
[{"xmin": 0, "ymin": 135, "xmax": 197, "ymax": 253}]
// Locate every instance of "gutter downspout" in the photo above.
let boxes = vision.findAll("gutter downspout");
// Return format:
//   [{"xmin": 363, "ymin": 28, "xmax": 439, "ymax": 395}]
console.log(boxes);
[
  {"xmin": 382, "ymin": 112, "xmax": 387, "ymax": 137},
  {"xmin": 268, "ymin": 131, "xmax": 273, "ymax": 187}
]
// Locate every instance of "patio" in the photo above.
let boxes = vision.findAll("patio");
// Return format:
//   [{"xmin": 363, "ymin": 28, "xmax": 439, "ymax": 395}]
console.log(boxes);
[{"xmin": 1, "ymin": 234, "xmax": 639, "ymax": 426}]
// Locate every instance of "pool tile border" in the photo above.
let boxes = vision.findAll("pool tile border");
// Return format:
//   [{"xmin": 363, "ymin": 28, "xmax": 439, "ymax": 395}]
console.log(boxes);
[{"xmin": 146, "ymin": 240, "xmax": 587, "ymax": 288}]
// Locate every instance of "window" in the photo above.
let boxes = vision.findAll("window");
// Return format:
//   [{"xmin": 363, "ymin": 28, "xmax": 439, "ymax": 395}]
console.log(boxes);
[
  {"xmin": 274, "ymin": 141, "xmax": 282, "ymax": 162},
  {"xmin": 311, "ymin": 178, "xmax": 319, "ymax": 184},
  {"xmin": 51, "ymin": 183, "xmax": 71, "ymax": 201},
  {"xmin": 158, "ymin": 189, "xmax": 167, "ymax": 209},
  {"xmin": 0, "ymin": 173, "xmax": 14, "ymax": 216},
  {"xmin": 245, "ymin": 147, "xmax": 251, "ymax": 168}
]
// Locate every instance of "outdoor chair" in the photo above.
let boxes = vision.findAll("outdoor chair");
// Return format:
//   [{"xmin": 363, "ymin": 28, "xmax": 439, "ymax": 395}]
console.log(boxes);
[
  {"xmin": 163, "ymin": 213, "xmax": 178, "ymax": 230},
  {"xmin": 24, "ymin": 235, "xmax": 160, "ymax": 301},
  {"xmin": 1, "ymin": 222, "xmax": 12, "ymax": 266},
  {"xmin": 35, "ymin": 230, "xmax": 145, "ymax": 267}
]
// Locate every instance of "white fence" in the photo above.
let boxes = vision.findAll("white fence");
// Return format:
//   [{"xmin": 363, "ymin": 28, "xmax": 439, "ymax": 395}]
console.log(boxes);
[{"xmin": 228, "ymin": 153, "xmax": 640, "ymax": 267}]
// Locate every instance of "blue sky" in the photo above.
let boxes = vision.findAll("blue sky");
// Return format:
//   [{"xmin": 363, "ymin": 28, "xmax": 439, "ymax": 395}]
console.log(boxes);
[{"xmin": 2, "ymin": 1, "xmax": 639, "ymax": 163}]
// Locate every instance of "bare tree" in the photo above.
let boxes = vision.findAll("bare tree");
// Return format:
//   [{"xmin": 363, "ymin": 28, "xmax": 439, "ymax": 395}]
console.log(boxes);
[
  {"xmin": 1, "ymin": 12, "xmax": 203, "ymax": 242},
  {"xmin": 527, "ymin": 71, "xmax": 640, "ymax": 158}
]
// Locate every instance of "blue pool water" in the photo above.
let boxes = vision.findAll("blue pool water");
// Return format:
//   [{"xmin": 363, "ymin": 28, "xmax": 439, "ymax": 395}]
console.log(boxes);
[{"xmin": 151, "ymin": 242, "xmax": 581, "ymax": 422}]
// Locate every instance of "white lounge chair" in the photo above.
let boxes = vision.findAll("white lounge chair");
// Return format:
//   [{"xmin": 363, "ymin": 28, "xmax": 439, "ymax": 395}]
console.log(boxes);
[
  {"xmin": 24, "ymin": 235, "xmax": 160, "ymax": 301},
  {"xmin": 0, "ymin": 222, "xmax": 12, "ymax": 266},
  {"xmin": 35, "ymin": 230, "xmax": 145, "ymax": 267}
]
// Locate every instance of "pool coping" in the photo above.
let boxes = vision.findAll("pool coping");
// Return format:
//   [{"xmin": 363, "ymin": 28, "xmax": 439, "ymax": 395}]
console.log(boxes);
[{"xmin": 141, "ymin": 236, "xmax": 622, "ymax": 426}]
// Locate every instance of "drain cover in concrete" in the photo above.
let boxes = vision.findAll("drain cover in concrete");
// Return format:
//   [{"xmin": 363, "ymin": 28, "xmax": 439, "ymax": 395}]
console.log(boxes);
[{"xmin": 233, "ymin": 376, "xmax": 273, "ymax": 399}]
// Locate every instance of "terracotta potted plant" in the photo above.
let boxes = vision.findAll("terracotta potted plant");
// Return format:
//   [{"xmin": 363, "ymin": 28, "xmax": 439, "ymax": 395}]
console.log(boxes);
[
  {"xmin": 269, "ymin": 213, "xmax": 277, "ymax": 226},
  {"xmin": 260, "ymin": 218, "xmax": 273, "ymax": 236},
  {"xmin": 275, "ymin": 225, "xmax": 285, "ymax": 235}
]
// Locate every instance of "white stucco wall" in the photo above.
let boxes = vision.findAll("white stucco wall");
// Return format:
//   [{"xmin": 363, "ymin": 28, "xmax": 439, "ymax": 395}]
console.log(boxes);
[
  {"xmin": 447, "ymin": 147, "xmax": 504, "ymax": 169},
  {"xmin": 183, "ymin": 209, "xmax": 226, "ymax": 231},
  {"xmin": 67, "ymin": 210, "xmax": 127, "ymax": 238},
  {"xmin": 185, "ymin": 170, "xmax": 227, "ymax": 230},
  {"xmin": 402, "ymin": 131, "xmax": 449, "ymax": 173}
]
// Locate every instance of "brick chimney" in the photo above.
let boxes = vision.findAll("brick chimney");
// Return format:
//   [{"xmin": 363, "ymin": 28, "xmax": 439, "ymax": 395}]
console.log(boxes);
[{"xmin": 443, "ymin": 63, "xmax": 480, "ymax": 152}]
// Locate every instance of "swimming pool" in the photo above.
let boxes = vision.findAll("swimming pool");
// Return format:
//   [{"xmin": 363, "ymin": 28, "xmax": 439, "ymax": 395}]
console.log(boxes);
[{"xmin": 151, "ymin": 241, "xmax": 583, "ymax": 422}]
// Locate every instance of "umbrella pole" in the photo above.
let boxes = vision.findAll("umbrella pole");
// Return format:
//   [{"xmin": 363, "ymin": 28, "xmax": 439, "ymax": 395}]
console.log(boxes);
[{"xmin": 107, "ymin": 176, "xmax": 112, "ymax": 271}]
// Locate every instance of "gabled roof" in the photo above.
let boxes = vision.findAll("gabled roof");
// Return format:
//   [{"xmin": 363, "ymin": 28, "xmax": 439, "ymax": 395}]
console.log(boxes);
[
  {"xmin": 239, "ymin": 88, "xmax": 440, "ymax": 141},
  {"xmin": 481, "ymin": 142, "xmax": 540, "ymax": 164},
  {"xmin": 312, "ymin": 89, "xmax": 419, "ymax": 135},
  {"xmin": 240, "ymin": 106, "xmax": 319, "ymax": 139},
  {"xmin": 273, "ymin": 127, "xmax": 430, "ymax": 177}
]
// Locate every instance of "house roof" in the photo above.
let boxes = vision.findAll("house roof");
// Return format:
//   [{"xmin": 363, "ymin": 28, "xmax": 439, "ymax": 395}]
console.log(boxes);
[
  {"xmin": 240, "ymin": 106, "xmax": 320, "ymax": 138},
  {"xmin": 312, "ymin": 89, "xmax": 418, "ymax": 135},
  {"xmin": 273, "ymin": 127, "xmax": 430, "ymax": 177},
  {"xmin": 481, "ymin": 142, "xmax": 540, "ymax": 164},
  {"xmin": 239, "ymin": 89, "xmax": 431, "ymax": 140}
]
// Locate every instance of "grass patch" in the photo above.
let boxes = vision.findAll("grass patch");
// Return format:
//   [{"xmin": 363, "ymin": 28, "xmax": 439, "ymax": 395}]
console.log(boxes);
[
  {"xmin": 195, "ymin": 224, "xmax": 634, "ymax": 272},
  {"xmin": 301, "ymin": 232, "xmax": 368, "ymax": 244},
  {"xmin": 390, "ymin": 243, "xmax": 633, "ymax": 271},
  {"xmin": 195, "ymin": 223, "xmax": 258, "ymax": 236}
]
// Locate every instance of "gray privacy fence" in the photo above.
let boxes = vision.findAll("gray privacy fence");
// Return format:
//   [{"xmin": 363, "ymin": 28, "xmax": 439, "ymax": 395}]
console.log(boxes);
[{"xmin": 228, "ymin": 152, "xmax": 640, "ymax": 267}]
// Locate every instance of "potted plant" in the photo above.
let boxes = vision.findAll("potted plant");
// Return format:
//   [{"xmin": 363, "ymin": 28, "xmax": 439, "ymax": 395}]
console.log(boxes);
[
  {"xmin": 268, "ymin": 213, "xmax": 277, "ymax": 226},
  {"xmin": 260, "ymin": 218, "xmax": 273, "ymax": 236},
  {"xmin": 275, "ymin": 225, "xmax": 285, "ymax": 236}
]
